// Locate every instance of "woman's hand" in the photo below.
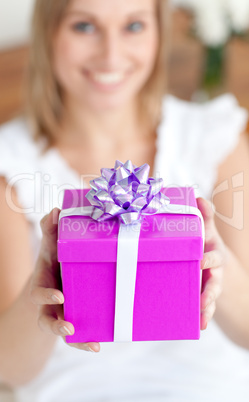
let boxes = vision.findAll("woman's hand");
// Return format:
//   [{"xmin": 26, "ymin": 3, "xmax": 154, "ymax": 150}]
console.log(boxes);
[
  {"xmin": 30, "ymin": 208, "xmax": 100, "ymax": 353},
  {"xmin": 197, "ymin": 198, "xmax": 228, "ymax": 331}
]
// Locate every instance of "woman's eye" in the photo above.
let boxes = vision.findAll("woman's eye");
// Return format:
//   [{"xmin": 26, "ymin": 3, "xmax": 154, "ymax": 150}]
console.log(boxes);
[
  {"xmin": 73, "ymin": 22, "xmax": 95, "ymax": 33},
  {"xmin": 126, "ymin": 22, "xmax": 144, "ymax": 33}
]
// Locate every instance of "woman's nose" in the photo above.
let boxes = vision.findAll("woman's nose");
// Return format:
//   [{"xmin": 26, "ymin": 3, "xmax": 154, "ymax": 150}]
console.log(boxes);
[{"xmin": 99, "ymin": 29, "xmax": 123, "ymax": 68}]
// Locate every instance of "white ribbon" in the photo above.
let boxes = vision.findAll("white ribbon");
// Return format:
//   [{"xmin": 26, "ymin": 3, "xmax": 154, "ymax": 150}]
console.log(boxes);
[{"xmin": 59, "ymin": 204, "xmax": 204, "ymax": 342}]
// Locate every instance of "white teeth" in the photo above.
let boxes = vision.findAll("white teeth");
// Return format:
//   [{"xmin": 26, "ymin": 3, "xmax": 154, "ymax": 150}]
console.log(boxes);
[{"xmin": 92, "ymin": 72, "xmax": 124, "ymax": 84}]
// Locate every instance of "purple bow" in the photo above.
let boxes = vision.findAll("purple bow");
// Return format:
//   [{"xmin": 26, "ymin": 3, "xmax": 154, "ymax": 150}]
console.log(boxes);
[{"xmin": 86, "ymin": 160, "xmax": 170, "ymax": 225}]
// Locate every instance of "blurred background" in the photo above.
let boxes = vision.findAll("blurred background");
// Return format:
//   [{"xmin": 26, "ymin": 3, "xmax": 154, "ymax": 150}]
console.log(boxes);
[{"xmin": 0, "ymin": 0, "xmax": 249, "ymax": 126}]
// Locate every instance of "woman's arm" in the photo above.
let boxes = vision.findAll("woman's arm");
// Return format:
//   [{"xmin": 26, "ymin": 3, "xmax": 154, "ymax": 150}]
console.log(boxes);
[
  {"xmin": 0, "ymin": 177, "xmax": 57, "ymax": 387},
  {"xmin": 211, "ymin": 130, "xmax": 249, "ymax": 348},
  {"xmin": 0, "ymin": 176, "xmax": 100, "ymax": 387}
]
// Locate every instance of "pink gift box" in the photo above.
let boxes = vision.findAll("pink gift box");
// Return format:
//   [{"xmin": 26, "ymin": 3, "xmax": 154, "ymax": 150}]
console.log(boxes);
[{"xmin": 57, "ymin": 187, "xmax": 203, "ymax": 343}]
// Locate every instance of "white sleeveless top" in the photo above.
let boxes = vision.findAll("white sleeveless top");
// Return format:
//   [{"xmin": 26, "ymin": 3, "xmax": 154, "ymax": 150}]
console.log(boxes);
[{"xmin": 0, "ymin": 94, "xmax": 248, "ymax": 402}]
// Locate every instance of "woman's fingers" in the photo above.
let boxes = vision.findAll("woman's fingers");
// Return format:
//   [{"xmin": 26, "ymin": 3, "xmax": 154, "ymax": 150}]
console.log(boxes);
[
  {"xmin": 196, "ymin": 197, "xmax": 215, "ymax": 224},
  {"xmin": 201, "ymin": 249, "xmax": 226, "ymax": 270},
  {"xmin": 31, "ymin": 208, "xmax": 62, "ymax": 294},
  {"xmin": 38, "ymin": 304, "xmax": 74, "ymax": 336},
  {"xmin": 201, "ymin": 271, "xmax": 223, "ymax": 309},
  {"xmin": 40, "ymin": 207, "xmax": 61, "ymax": 236},
  {"xmin": 40, "ymin": 207, "xmax": 61, "ymax": 264},
  {"xmin": 30, "ymin": 286, "xmax": 64, "ymax": 305},
  {"xmin": 30, "ymin": 247, "xmax": 63, "ymax": 300},
  {"xmin": 68, "ymin": 342, "xmax": 101, "ymax": 353},
  {"xmin": 201, "ymin": 301, "xmax": 216, "ymax": 330},
  {"xmin": 196, "ymin": 197, "xmax": 219, "ymax": 245},
  {"xmin": 200, "ymin": 266, "xmax": 223, "ymax": 330},
  {"xmin": 38, "ymin": 304, "xmax": 100, "ymax": 352},
  {"xmin": 196, "ymin": 197, "xmax": 228, "ymax": 330}
]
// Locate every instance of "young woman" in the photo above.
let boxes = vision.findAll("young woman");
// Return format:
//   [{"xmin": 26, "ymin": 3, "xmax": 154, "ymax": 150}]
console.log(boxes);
[{"xmin": 0, "ymin": 0, "xmax": 249, "ymax": 401}]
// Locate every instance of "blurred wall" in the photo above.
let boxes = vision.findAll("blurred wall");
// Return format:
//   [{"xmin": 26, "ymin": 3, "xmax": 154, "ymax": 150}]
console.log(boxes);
[{"xmin": 0, "ymin": 0, "xmax": 34, "ymax": 50}]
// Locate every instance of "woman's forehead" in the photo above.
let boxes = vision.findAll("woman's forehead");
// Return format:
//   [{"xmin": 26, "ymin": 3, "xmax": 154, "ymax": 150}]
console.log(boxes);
[{"xmin": 67, "ymin": 0, "xmax": 157, "ymax": 18}]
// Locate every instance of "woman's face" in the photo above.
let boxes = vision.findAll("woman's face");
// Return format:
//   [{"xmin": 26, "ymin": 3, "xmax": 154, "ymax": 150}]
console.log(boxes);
[{"xmin": 52, "ymin": 0, "xmax": 159, "ymax": 112}]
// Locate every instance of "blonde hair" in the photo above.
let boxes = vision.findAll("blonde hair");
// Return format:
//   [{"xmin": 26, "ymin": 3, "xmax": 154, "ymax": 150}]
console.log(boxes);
[{"xmin": 26, "ymin": 0, "xmax": 170, "ymax": 147}]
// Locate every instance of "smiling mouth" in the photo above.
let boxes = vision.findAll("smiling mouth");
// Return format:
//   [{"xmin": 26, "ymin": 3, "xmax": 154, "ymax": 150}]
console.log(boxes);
[{"xmin": 85, "ymin": 71, "xmax": 127, "ymax": 87}]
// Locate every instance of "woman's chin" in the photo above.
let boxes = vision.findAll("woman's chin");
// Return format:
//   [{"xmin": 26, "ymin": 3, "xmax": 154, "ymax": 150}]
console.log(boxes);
[{"xmin": 80, "ymin": 96, "xmax": 132, "ymax": 113}]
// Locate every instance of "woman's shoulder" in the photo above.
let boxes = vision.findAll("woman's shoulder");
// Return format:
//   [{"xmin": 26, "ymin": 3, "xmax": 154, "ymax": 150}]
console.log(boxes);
[
  {"xmin": 161, "ymin": 93, "xmax": 248, "ymax": 161},
  {"xmin": 162, "ymin": 93, "xmax": 248, "ymax": 124},
  {"xmin": 155, "ymin": 94, "xmax": 248, "ymax": 199},
  {"xmin": 0, "ymin": 117, "xmax": 46, "ymax": 189},
  {"xmin": 0, "ymin": 118, "xmax": 39, "ymax": 155}
]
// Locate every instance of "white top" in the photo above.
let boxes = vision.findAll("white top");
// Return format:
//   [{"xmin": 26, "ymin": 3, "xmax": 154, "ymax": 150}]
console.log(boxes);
[{"xmin": 0, "ymin": 94, "xmax": 248, "ymax": 402}]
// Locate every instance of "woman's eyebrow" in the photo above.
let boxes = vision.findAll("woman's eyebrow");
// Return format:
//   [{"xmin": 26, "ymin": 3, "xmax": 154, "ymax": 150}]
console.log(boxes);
[
  {"xmin": 65, "ymin": 11, "xmax": 96, "ymax": 18},
  {"xmin": 127, "ymin": 10, "xmax": 153, "ymax": 17},
  {"xmin": 65, "ymin": 10, "xmax": 153, "ymax": 19}
]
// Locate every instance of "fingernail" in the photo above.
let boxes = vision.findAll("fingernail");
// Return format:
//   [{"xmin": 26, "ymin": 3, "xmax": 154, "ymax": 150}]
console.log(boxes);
[
  {"xmin": 60, "ymin": 326, "xmax": 73, "ymax": 336},
  {"xmin": 52, "ymin": 208, "xmax": 61, "ymax": 224},
  {"xmin": 87, "ymin": 346, "xmax": 97, "ymax": 353},
  {"xmin": 52, "ymin": 295, "xmax": 63, "ymax": 304}
]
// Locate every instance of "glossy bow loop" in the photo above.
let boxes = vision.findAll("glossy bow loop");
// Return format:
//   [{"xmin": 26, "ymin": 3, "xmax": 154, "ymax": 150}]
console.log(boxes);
[{"xmin": 86, "ymin": 160, "xmax": 170, "ymax": 225}]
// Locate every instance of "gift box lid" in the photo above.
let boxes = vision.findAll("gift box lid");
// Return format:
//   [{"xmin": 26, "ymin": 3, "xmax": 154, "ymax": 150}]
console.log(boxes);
[{"xmin": 57, "ymin": 187, "xmax": 203, "ymax": 262}]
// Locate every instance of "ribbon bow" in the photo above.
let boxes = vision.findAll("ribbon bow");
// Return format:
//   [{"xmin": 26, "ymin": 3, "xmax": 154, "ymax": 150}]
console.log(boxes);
[{"xmin": 86, "ymin": 160, "xmax": 170, "ymax": 225}]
